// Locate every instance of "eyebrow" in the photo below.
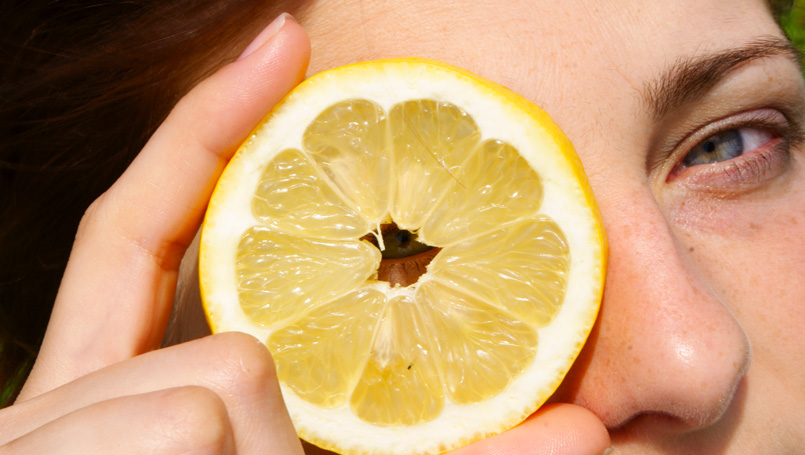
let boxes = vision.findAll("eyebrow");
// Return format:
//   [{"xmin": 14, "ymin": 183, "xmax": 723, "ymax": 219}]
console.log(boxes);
[{"xmin": 642, "ymin": 35, "xmax": 802, "ymax": 119}]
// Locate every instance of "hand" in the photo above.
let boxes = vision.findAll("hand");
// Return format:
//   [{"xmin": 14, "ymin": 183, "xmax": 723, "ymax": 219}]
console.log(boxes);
[
  {"xmin": 0, "ymin": 11, "xmax": 610, "ymax": 454},
  {"xmin": 0, "ymin": 13, "xmax": 310, "ymax": 454}
]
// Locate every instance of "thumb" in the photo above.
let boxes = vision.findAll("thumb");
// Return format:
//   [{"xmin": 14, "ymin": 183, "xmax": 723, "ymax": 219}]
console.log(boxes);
[{"xmin": 452, "ymin": 403, "xmax": 611, "ymax": 455}]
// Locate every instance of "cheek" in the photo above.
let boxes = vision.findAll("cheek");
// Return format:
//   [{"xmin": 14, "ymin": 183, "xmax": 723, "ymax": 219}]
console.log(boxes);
[{"xmin": 674, "ymin": 189, "xmax": 805, "ymax": 388}]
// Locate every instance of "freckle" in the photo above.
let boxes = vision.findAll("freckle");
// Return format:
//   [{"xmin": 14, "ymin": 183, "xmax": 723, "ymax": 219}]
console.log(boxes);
[
  {"xmin": 749, "ymin": 222, "xmax": 760, "ymax": 230},
  {"xmin": 689, "ymin": 247, "xmax": 694, "ymax": 252},
  {"xmin": 627, "ymin": 344, "xmax": 633, "ymax": 351}
]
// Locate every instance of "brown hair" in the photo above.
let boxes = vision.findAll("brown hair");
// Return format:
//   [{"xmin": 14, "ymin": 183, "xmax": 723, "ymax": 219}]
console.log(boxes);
[{"xmin": 0, "ymin": 0, "xmax": 303, "ymax": 406}]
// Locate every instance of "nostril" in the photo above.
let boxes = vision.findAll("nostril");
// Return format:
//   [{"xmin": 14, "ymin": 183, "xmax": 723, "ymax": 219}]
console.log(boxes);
[
  {"xmin": 604, "ymin": 376, "xmax": 751, "ymax": 452},
  {"xmin": 608, "ymin": 410, "xmax": 683, "ymax": 433}
]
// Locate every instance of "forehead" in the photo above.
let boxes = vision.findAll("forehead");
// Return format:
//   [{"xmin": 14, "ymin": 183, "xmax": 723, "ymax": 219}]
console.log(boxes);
[{"xmin": 299, "ymin": 0, "xmax": 782, "ymax": 138}]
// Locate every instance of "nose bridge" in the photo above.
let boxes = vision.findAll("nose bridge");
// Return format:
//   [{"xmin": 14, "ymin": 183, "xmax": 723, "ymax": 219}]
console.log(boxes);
[{"xmin": 568, "ymin": 189, "xmax": 751, "ymax": 430}]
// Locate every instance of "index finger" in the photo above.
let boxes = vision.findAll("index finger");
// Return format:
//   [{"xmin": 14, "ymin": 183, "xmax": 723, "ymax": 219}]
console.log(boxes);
[{"xmin": 20, "ymin": 14, "xmax": 310, "ymax": 399}]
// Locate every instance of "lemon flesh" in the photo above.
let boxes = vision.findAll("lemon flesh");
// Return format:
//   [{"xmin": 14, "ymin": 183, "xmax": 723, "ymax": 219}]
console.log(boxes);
[{"xmin": 200, "ymin": 59, "xmax": 605, "ymax": 455}]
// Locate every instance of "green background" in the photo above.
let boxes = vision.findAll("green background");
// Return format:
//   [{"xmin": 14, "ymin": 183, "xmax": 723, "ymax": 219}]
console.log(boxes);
[{"xmin": 783, "ymin": 0, "xmax": 805, "ymax": 53}]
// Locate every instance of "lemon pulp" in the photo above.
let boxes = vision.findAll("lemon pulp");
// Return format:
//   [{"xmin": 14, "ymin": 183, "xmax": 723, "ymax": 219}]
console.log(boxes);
[{"xmin": 234, "ymin": 98, "xmax": 568, "ymax": 426}]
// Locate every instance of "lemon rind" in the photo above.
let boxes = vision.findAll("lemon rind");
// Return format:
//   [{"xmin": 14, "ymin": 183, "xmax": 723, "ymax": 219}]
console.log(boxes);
[{"xmin": 199, "ymin": 58, "xmax": 606, "ymax": 455}]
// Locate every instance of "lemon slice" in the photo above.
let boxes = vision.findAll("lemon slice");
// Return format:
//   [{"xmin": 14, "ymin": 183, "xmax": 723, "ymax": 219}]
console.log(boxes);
[{"xmin": 200, "ymin": 58, "xmax": 606, "ymax": 455}]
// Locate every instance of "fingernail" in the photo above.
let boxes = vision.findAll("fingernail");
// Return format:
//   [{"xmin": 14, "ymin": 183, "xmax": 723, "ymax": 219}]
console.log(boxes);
[
  {"xmin": 601, "ymin": 447, "xmax": 615, "ymax": 455},
  {"xmin": 238, "ymin": 13, "xmax": 294, "ymax": 60}
]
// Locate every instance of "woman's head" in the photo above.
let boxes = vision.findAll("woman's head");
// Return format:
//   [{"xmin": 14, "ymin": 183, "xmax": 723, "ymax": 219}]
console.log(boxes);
[
  {"xmin": 261, "ymin": 0, "xmax": 805, "ymax": 452},
  {"xmin": 3, "ymin": 0, "xmax": 803, "ymax": 453}
]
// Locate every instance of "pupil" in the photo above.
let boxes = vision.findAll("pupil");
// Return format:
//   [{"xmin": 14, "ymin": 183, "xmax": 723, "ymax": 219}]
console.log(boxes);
[
  {"xmin": 396, "ymin": 230, "xmax": 411, "ymax": 247},
  {"xmin": 703, "ymin": 140, "xmax": 716, "ymax": 153}
]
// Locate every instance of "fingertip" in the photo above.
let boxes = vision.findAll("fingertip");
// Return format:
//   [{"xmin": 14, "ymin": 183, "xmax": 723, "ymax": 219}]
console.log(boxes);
[
  {"xmin": 246, "ymin": 13, "xmax": 311, "ymax": 84},
  {"xmin": 238, "ymin": 13, "xmax": 294, "ymax": 61},
  {"xmin": 527, "ymin": 403, "xmax": 611, "ymax": 455}
]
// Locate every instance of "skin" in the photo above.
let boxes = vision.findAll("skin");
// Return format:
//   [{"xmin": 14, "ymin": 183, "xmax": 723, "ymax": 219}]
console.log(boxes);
[{"xmin": 1, "ymin": 0, "xmax": 803, "ymax": 454}]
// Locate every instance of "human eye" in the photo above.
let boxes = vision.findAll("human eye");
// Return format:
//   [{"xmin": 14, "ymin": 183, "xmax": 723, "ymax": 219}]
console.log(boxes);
[
  {"xmin": 681, "ymin": 127, "xmax": 772, "ymax": 167},
  {"xmin": 667, "ymin": 108, "xmax": 802, "ymax": 191}
]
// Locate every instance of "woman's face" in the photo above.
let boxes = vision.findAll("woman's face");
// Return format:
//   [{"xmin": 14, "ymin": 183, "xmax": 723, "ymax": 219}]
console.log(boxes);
[
  {"xmin": 184, "ymin": 0, "xmax": 805, "ymax": 453},
  {"xmin": 297, "ymin": 0, "xmax": 805, "ymax": 452}
]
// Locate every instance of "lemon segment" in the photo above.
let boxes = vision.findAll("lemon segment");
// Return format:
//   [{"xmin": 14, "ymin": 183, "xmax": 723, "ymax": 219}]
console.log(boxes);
[
  {"xmin": 303, "ymin": 100, "xmax": 390, "ymax": 225},
  {"xmin": 269, "ymin": 289, "xmax": 387, "ymax": 408},
  {"xmin": 389, "ymin": 100, "xmax": 482, "ymax": 231},
  {"xmin": 415, "ymin": 281, "xmax": 538, "ymax": 404},
  {"xmin": 426, "ymin": 216, "xmax": 569, "ymax": 328},
  {"xmin": 350, "ymin": 296, "xmax": 445, "ymax": 426},
  {"xmin": 418, "ymin": 139, "xmax": 543, "ymax": 246},
  {"xmin": 252, "ymin": 148, "xmax": 372, "ymax": 240},
  {"xmin": 200, "ymin": 58, "xmax": 606, "ymax": 455},
  {"xmin": 235, "ymin": 227, "xmax": 380, "ymax": 327}
]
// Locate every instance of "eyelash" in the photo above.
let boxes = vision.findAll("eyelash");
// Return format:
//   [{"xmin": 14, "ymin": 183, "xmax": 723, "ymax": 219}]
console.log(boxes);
[{"xmin": 666, "ymin": 109, "xmax": 801, "ymax": 190}]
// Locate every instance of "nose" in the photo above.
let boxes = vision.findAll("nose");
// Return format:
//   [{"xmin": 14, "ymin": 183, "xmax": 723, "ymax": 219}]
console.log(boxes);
[{"xmin": 557, "ymin": 189, "xmax": 751, "ymax": 431}]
